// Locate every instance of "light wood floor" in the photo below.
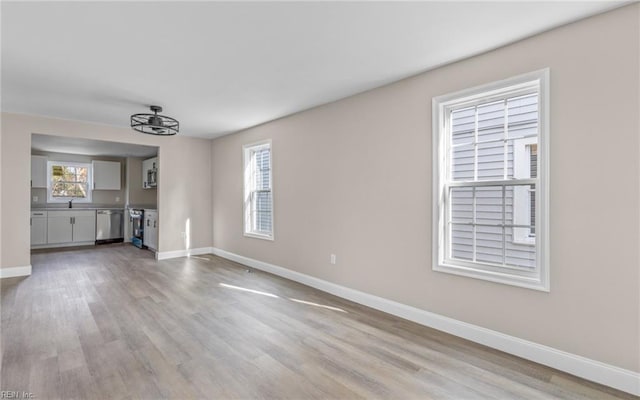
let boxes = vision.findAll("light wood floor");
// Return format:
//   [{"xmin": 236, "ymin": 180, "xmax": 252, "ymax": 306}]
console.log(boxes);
[{"xmin": 1, "ymin": 244, "xmax": 636, "ymax": 399}]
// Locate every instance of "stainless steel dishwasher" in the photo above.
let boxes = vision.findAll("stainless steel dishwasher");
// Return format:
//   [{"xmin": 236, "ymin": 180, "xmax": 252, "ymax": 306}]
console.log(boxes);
[{"xmin": 96, "ymin": 209, "xmax": 124, "ymax": 244}]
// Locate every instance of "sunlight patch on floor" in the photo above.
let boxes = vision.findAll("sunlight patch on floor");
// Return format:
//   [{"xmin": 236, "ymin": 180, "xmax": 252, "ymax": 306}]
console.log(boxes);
[
  {"xmin": 289, "ymin": 298, "xmax": 347, "ymax": 313},
  {"xmin": 189, "ymin": 255, "xmax": 211, "ymax": 261},
  {"xmin": 219, "ymin": 283, "xmax": 280, "ymax": 298},
  {"xmin": 219, "ymin": 282, "xmax": 347, "ymax": 313}
]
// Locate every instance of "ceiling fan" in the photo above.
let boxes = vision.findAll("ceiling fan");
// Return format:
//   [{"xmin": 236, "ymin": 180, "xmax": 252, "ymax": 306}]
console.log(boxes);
[{"xmin": 130, "ymin": 105, "xmax": 179, "ymax": 136}]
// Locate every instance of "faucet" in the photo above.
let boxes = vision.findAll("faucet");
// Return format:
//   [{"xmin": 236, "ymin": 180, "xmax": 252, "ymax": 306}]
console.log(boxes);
[{"xmin": 68, "ymin": 199, "xmax": 73, "ymax": 208}]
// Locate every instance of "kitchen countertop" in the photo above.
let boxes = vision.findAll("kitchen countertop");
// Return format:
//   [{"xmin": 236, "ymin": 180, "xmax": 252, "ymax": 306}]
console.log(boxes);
[
  {"xmin": 127, "ymin": 204, "xmax": 158, "ymax": 210},
  {"xmin": 31, "ymin": 207, "xmax": 125, "ymax": 211}
]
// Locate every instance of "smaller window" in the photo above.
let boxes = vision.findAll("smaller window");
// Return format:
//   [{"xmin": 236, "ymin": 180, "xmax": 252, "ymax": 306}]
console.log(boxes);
[
  {"xmin": 243, "ymin": 141, "xmax": 273, "ymax": 240},
  {"xmin": 47, "ymin": 161, "xmax": 93, "ymax": 203}
]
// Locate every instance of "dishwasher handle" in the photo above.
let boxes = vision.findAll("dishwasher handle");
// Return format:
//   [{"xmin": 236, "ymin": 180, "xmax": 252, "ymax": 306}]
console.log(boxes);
[{"xmin": 98, "ymin": 210, "xmax": 123, "ymax": 215}]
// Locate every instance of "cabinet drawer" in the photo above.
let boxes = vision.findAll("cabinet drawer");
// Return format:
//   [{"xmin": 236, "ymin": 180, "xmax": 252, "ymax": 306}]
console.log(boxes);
[
  {"xmin": 48, "ymin": 210, "xmax": 96, "ymax": 218},
  {"xmin": 71, "ymin": 210, "xmax": 96, "ymax": 218},
  {"xmin": 47, "ymin": 210, "xmax": 72, "ymax": 218}
]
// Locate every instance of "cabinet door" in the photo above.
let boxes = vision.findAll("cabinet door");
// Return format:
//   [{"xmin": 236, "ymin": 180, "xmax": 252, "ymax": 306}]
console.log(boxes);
[
  {"xmin": 143, "ymin": 212, "xmax": 157, "ymax": 250},
  {"xmin": 31, "ymin": 217, "xmax": 47, "ymax": 245},
  {"xmin": 142, "ymin": 159, "xmax": 151, "ymax": 188},
  {"xmin": 73, "ymin": 213, "xmax": 96, "ymax": 242},
  {"xmin": 149, "ymin": 214, "xmax": 158, "ymax": 250},
  {"xmin": 47, "ymin": 216, "xmax": 73, "ymax": 244},
  {"xmin": 92, "ymin": 160, "xmax": 121, "ymax": 190},
  {"xmin": 142, "ymin": 157, "xmax": 158, "ymax": 189},
  {"xmin": 143, "ymin": 214, "xmax": 151, "ymax": 247},
  {"xmin": 31, "ymin": 156, "xmax": 47, "ymax": 188}
]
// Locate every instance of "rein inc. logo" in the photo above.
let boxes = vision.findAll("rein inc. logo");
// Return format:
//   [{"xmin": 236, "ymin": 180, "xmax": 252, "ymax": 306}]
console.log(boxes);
[{"xmin": 0, "ymin": 392, "xmax": 34, "ymax": 399}]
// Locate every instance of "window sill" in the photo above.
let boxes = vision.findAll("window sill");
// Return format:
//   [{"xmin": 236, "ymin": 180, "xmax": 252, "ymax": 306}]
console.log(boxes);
[
  {"xmin": 244, "ymin": 232, "xmax": 274, "ymax": 241},
  {"xmin": 47, "ymin": 199, "xmax": 92, "ymax": 204},
  {"xmin": 434, "ymin": 262, "xmax": 549, "ymax": 292}
]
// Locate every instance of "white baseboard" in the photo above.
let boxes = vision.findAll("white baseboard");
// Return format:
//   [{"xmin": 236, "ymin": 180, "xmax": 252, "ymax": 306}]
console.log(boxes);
[
  {"xmin": 0, "ymin": 265, "xmax": 32, "ymax": 278},
  {"xmin": 156, "ymin": 247, "xmax": 213, "ymax": 261},
  {"xmin": 210, "ymin": 247, "xmax": 640, "ymax": 396},
  {"xmin": 31, "ymin": 241, "xmax": 95, "ymax": 250}
]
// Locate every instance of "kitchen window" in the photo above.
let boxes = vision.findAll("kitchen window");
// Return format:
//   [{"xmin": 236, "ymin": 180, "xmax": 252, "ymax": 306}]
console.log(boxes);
[
  {"xmin": 243, "ymin": 140, "xmax": 273, "ymax": 240},
  {"xmin": 432, "ymin": 69, "xmax": 549, "ymax": 291},
  {"xmin": 47, "ymin": 161, "xmax": 93, "ymax": 203}
]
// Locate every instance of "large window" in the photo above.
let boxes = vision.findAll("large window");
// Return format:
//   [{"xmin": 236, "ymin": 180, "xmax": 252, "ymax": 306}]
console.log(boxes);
[
  {"xmin": 432, "ymin": 69, "xmax": 549, "ymax": 291},
  {"xmin": 243, "ymin": 140, "xmax": 273, "ymax": 240},
  {"xmin": 47, "ymin": 161, "xmax": 92, "ymax": 203}
]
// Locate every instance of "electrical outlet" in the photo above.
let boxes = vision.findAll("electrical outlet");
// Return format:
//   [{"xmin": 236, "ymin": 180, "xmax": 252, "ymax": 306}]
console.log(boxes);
[
  {"xmin": 32, "ymin": 196, "xmax": 38, "ymax": 202},
  {"xmin": 330, "ymin": 254, "xmax": 336, "ymax": 265},
  {"xmin": 115, "ymin": 196, "xmax": 120, "ymax": 202}
]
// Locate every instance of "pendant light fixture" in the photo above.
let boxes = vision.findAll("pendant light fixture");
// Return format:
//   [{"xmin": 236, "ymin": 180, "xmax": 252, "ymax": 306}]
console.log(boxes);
[{"xmin": 131, "ymin": 105, "xmax": 179, "ymax": 136}]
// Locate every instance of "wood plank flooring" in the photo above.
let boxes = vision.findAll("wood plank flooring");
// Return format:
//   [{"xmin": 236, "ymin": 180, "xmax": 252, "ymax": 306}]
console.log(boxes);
[{"xmin": 1, "ymin": 244, "xmax": 636, "ymax": 399}]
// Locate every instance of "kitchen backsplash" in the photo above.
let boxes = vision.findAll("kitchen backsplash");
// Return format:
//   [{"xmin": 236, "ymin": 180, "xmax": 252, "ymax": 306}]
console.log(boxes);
[{"xmin": 30, "ymin": 187, "xmax": 125, "ymax": 208}]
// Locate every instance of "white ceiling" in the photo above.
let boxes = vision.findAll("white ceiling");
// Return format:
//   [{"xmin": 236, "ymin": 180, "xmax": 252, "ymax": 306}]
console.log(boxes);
[
  {"xmin": 2, "ymin": 1, "xmax": 627, "ymax": 139},
  {"xmin": 32, "ymin": 134, "xmax": 158, "ymax": 158}
]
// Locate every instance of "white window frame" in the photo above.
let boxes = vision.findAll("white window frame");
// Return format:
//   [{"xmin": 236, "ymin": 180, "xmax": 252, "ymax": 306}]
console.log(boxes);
[
  {"xmin": 46, "ymin": 160, "xmax": 93, "ymax": 203},
  {"xmin": 243, "ymin": 140, "xmax": 274, "ymax": 240},
  {"xmin": 432, "ymin": 69, "xmax": 550, "ymax": 291},
  {"xmin": 513, "ymin": 137, "xmax": 537, "ymax": 245}
]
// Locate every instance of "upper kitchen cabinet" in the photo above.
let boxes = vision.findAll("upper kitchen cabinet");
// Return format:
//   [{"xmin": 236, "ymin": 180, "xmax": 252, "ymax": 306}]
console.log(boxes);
[
  {"xmin": 92, "ymin": 160, "xmax": 121, "ymax": 190},
  {"xmin": 31, "ymin": 155, "xmax": 47, "ymax": 188},
  {"xmin": 142, "ymin": 157, "xmax": 158, "ymax": 189}
]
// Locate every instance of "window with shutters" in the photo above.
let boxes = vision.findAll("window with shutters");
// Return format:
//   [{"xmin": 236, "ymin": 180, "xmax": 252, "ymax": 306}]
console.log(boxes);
[
  {"xmin": 47, "ymin": 161, "xmax": 93, "ymax": 203},
  {"xmin": 432, "ymin": 69, "xmax": 549, "ymax": 291},
  {"xmin": 243, "ymin": 140, "xmax": 273, "ymax": 240}
]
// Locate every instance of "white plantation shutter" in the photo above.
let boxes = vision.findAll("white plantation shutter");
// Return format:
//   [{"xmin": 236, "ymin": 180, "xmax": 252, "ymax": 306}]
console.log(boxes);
[
  {"xmin": 244, "ymin": 141, "xmax": 273, "ymax": 239},
  {"xmin": 252, "ymin": 148, "xmax": 272, "ymax": 233}
]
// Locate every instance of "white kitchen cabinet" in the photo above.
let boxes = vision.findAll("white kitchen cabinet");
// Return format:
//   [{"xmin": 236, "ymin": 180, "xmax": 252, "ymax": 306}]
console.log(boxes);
[
  {"xmin": 92, "ymin": 160, "xmax": 121, "ymax": 190},
  {"xmin": 73, "ymin": 212, "xmax": 97, "ymax": 242},
  {"xmin": 31, "ymin": 155, "xmax": 48, "ymax": 188},
  {"xmin": 143, "ymin": 209, "xmax": 158, "ymax": 250},
  {"xmin": 30, "ymin": 211, "xmax": 47, "ymax": 246},
  {"xmin": 47, "ymin": 213, "xmax": 73, "ymax": 244},
  {"xmin": 47, "ymin": 210, "xmax": 96, "ymax": 245},
  {"xmin": 142, "ymin": 157, "xmax": 158, "ymax": 189}
]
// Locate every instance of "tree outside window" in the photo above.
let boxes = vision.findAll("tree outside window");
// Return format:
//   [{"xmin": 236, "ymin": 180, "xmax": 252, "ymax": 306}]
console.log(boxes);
[{"xmin": 47, "ymin": 161, "xmax": 92, "ymax": 202}]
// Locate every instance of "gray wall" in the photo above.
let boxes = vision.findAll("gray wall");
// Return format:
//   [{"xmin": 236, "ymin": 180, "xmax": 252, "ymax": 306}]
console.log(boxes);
[
  {"xmin": 211, "ymin": 5, "xmax": 640, "ymax": 372},
  {"xmin": 126, "ymin": 157, "xmax": 157, "ymax": 207}
]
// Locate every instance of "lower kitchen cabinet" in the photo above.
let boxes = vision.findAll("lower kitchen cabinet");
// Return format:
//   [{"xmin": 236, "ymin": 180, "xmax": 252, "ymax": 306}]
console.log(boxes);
[
  {"xmin": 44, "ymin": 210, "xmax": 96, "ymax": 246},
  {"xmin": 143, "ymin": 209, "xmax": 158, "ymax": 251},
  {"xmin": 47, "ymin": 214, "xmax": 73, "ymax": 244},
  {"xmin": 30, "ymin": 211, "xmax": 48, "ymax": 245},
  {"xmin": 73, "ymin": 212, "xmax": 98, "ymax": 242}
]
